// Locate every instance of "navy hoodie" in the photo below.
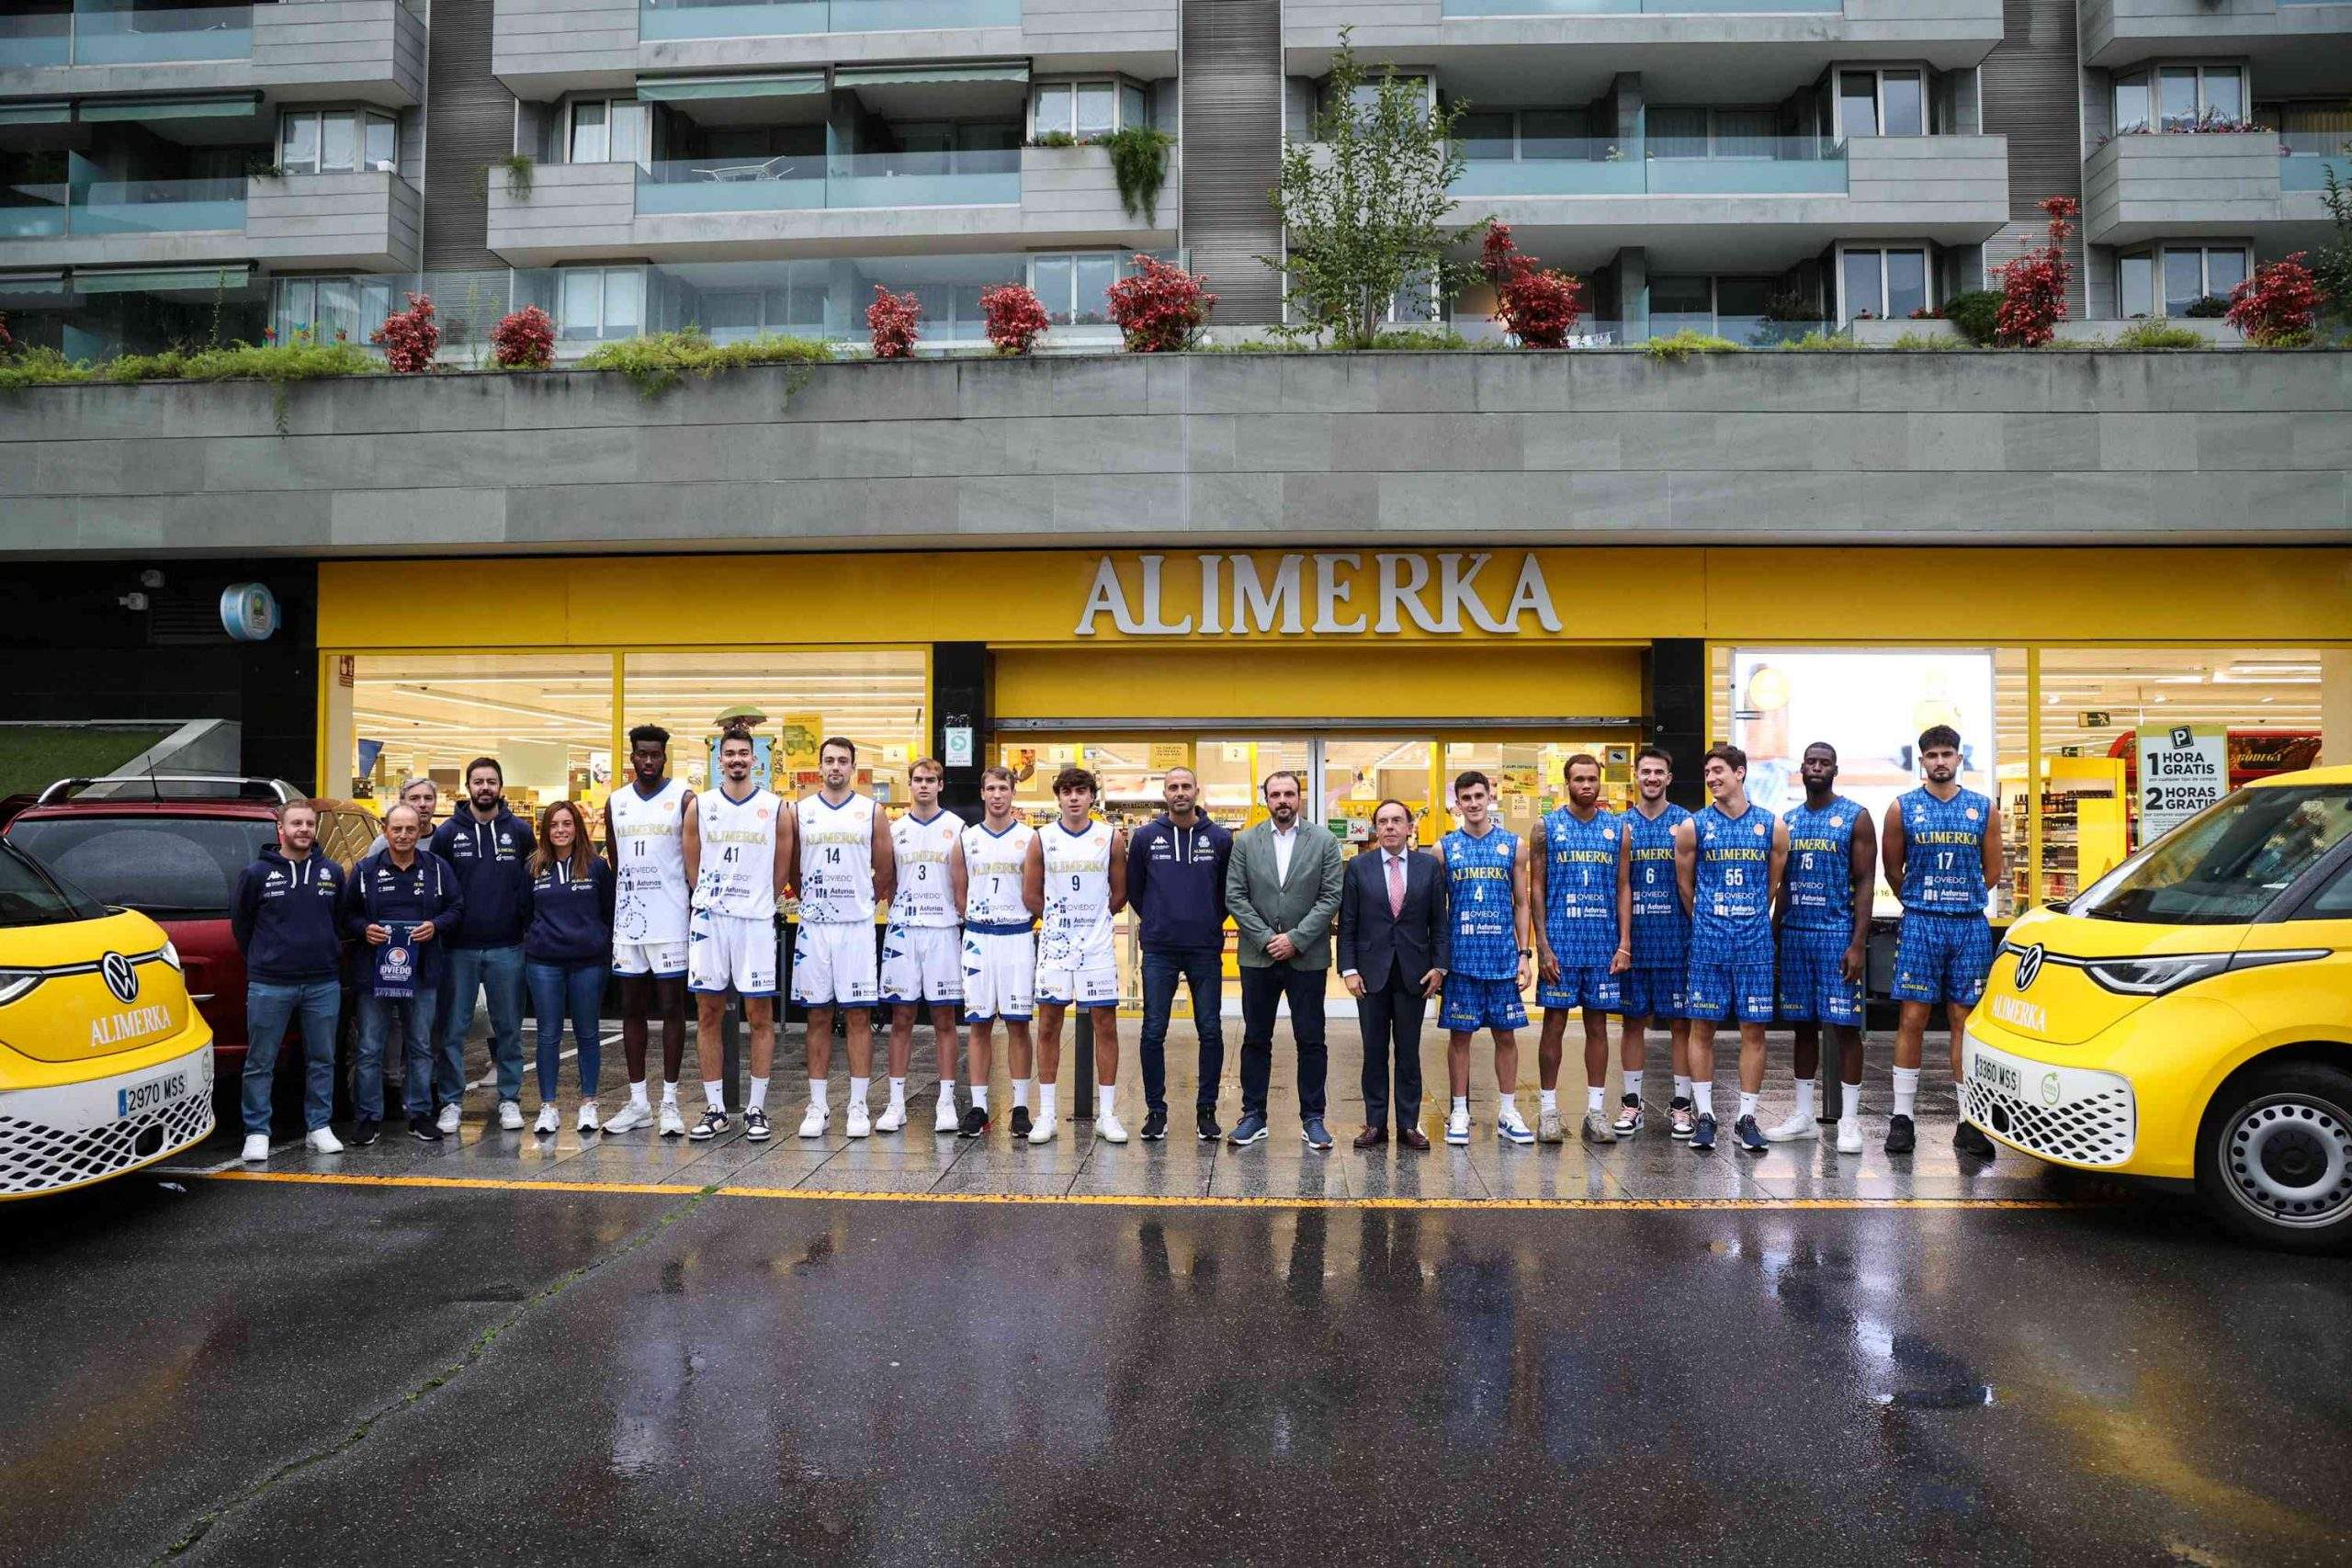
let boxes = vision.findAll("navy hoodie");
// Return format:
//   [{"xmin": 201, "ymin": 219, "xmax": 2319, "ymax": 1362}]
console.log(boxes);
[
  {"xmin": 523, "ymin": 855, "xmax": 616, "ymax": 967},
  {"xmin": 231, "ymin": 845, "xmax": 346, "ymax": 984},
  {"xmin": 1125, "ymin": 814, "xmax": 1234, "ymax": 952},
  {"xmin": 429, "ymin": 805, "xmax": 535, "ymax": 949},
  {"xmin": 339, "ymin": 847, "xmax": 466, "ymax": 986}
]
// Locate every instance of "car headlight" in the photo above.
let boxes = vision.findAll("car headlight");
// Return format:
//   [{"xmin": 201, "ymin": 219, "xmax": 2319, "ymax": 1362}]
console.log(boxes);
[
  {"xmin": 0, "ymin": 970, "xmax": 40, "ymax": 1006},
  {"xmin": 159, "ymin": 940, "xmax": 182, "ymax": 972},
  {"xmin": 2084, "ymin": 949, "xmax": 2325, "ymax": 998}
]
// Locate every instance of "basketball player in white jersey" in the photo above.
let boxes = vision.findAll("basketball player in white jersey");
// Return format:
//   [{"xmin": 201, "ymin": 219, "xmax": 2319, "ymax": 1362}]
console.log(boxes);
[
  {"xmin": 603, "ymin": 724, "xmax": 693, "ymax": 1136},
  {"xmin": 884, "ymin": 757, "xmax": 967, "ymax": 1134},
  {"xmin": 957, "ymin": 764, "xmax": 1042, "ymax": 1140},
  {"xmin": 682, "ymin": 726, "xmax": 791, "ymax": 1140},
  {"xmin": 1026, "ymin": 766, "xmax": 1129, "ymax": 1145},
  {"xmin": 790, "ymin": 737, "xmax": 896, "ymax": 1139}
]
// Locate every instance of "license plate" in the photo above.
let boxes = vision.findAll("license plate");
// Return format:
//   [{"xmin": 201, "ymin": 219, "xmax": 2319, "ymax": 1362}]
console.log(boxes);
[
  {"xmin": 118, "ymin": 1071, "xmax": 189, "ymax": 1119},
  {"xmin": 1970, "ymin": 1049, "xmax": 2020, "ymax": 1098}
]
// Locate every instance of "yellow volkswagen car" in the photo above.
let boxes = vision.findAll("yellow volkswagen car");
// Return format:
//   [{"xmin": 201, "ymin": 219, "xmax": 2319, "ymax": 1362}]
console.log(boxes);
[
  {"xmin": 0, "ymin": 837, "xmax": 215, "ymax": 1198},
  {"xmin": 1962, "ymin": 766, "xmax": 2352, "ymax": 1251}
]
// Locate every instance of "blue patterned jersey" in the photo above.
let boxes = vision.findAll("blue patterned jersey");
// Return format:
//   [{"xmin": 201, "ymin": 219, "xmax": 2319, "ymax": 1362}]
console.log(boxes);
[
  {"xmin": 1539, "ymin": 807, "xmax": 1623, "ymax": 964},
  {"xmin": 1442, "ymin": 825, "xmax": 1521, "ymax": 980},
  {"xmin": 1690, "ymin": 802, "xmax": 1776, "ymax": 965},
  {"xmin": 1895, "ymin": 785, "xmax": 1993, "ymax": 914},
  {"xmin": 1623, "ymin": 802, "xmax": 1692, "ymax": 965},
  {"xmin": 1781, "ymin": 795, "xmax": 1865, "ymax": 933}
]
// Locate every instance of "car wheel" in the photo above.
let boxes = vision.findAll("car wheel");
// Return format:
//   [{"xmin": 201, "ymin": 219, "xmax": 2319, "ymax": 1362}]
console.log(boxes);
[{"xmin": 2196, "ymin": 1060, "xmax": 2352, "ymax": 1253}]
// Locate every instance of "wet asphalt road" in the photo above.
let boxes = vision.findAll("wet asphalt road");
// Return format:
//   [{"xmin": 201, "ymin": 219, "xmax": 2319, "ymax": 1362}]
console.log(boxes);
[{"xmin": 5, "ymin": 1169, "xmax": 2349, "ymax": 1567}]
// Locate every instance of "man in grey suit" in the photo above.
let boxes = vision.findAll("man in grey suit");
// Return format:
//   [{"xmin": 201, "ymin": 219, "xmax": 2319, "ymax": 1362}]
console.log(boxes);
[
  {"xmin": 1223, "ymin": 770, "xmax": 1346, "ymax": 1152},
  {"xmin": 1339, "ymin": 800, "xmax": 1450, "ymax": 1150}
]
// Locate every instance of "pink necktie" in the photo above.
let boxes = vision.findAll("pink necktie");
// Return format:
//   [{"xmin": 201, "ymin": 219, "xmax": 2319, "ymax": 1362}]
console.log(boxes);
[{"xmin": 1387, "ymin": 854, "xmax": 1405, "ymax": 919}]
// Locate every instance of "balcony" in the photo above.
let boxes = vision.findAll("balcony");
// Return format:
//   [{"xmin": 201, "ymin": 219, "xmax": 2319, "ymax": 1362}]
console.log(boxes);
[
  {"xmin": 2081, "ymin": 0, "xmax": 2352, "ymax": 79},
  {"xmin": 0, "ymin": 1, "xmax": 425, "ymax": 109},
  {"xmin": 492, "ymin": 0, "xmax": 1177, "ymax": 96},
  {"xmin": 1454, "ymin": 137, "xmax": 1847, "ymax": 198},
  {"xmin": 485, "ymin": 143, "xmax": 1176, "ymax": 264},
  {"xmin": 0, "ymin": 169, "xmax": 418, "ymax": 270},
  {"xmin": 2083, "ymin": 129, "xmax": 2347, "ymax": 248}
]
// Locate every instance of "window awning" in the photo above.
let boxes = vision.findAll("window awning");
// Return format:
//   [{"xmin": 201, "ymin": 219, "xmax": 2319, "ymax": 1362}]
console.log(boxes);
[
  {"xmin": 832, "ymin": 62, "xmax": 1031, "ymax": 88},
  {"xmin": 637, "ymin": 73, "xmax": 826, "ymax": 104},
  {"xmin": 80, "ymin": 93, "xmax": 264, "ymax": 122},
  {"xmin": 0, "ymin": 270, "xmax": 69, "ymax": 298},
  {"xmin": 0, "ymin": 102, "xmax": 71, "ymax": 126},
  {"xmin": 74, "ymin": 264, "xmax": 257, "ymax": 295}
]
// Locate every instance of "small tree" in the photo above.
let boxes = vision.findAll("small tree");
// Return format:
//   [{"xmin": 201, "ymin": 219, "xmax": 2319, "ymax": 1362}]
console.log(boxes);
[
  {"xmin": 1992, "ymin": 196, "xmax": 2078, "ymax": 348},
  {"xmin": 370, "ymin": 293, "xmax": 439, "ymax": 372},
  {"xmin": 980, "ymin": 283, "xmax": 1051, "ymax": 356},
  {"xmin": 1104, "ymin": 256, "xmax": 1216, "ymax": 353},
  {"xmin": 490, "ymin": 305, "xmax": 555, "ymax": 369},
  {"xmin": 2225, "ymin": 253, "xmax": 2326, "ymax": 346},
  {"xmin": 866, "ymin": 286, "xmax": 921, "ymax": 358},
  {"xmin": 2311, "ymin": 165, "xmax": 2352, "ymax": 328},
  {"xmin": 1481, "ymin": 225, "xmax": 1584, "ymax": 348},
  {"xmin": 1264, "ymin": 31, "xmax": 1488, "ymax": 348}
]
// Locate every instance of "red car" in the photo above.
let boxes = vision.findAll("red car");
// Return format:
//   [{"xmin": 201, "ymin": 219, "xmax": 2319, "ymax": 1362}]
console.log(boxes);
[{"xmin": 5, "ymin": 776, "xmax": 379, "ymax": 1072}]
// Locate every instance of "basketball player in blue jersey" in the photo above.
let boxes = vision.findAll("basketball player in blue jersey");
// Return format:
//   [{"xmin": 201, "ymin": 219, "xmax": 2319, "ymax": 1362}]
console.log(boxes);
[
  {"xmin": 1881, "ymin": 725, "xmax": 2004, "ymax": 1159},
  {"xmin": 1772, "ymin": 742, "xmax": 1876, "ymax": 1155},
  {"xmin": 1673, "ymin": 743, "xmax": 1790, "ymax": 1153},
  {"xmin": 1530, "ymin": 754, "xmax": 1629, "ymax": 1146},
  {"xmin": 1439, "ymin": 772, "xmax": 1536, "ymax": 1147},
  {"xmin": 1615, "ymin": 747, "xmax": 1696, "ymax": 1136}
]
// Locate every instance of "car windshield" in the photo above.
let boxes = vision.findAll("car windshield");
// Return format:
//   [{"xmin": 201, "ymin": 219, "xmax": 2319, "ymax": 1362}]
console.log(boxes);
[
  {"xmin": 2072, "ymin": 785, "xmax": 2352, "ymax": 926},
  {"xmin": 6, "ymin": 816, "xmax": 276, "ymax": 920},
  {"xmin": 0, "ymin": 840, "xmax": 108, "ymax": 928}
]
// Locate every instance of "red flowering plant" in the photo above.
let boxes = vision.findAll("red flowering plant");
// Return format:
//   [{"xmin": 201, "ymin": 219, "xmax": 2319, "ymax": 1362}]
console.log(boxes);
[
  {"xmin": 1480, "ymin": 225, "xmax": 1585, "ymax": 348},
  {"xmin": 2224, "ymin": 252, "xmax": 2326, "ymax": 346},
  {"xmin": 0, "ymin": 311, "xmax": 12, "ymax": 355},
  {"xmin": 1993, "ymin": 196, "xmax": 2078, "ymax": 347},
  {"xmin": 866, "ymin": 286, "xmax": 921, "ymax": 358},
  {"xmin": 491, "ymin": 304, "xmax": 556, "ymax": 369},
  {"xmin": 370, "ymin": 292, "xmax": 440, "ymax": 372},
  {"xmin": 979, "ymin": 282, "xmax": 1050, "ymax": 356},
  {"xmin": 1103, "ymin": 255, "xmax": 1215, "ymax": 353}
]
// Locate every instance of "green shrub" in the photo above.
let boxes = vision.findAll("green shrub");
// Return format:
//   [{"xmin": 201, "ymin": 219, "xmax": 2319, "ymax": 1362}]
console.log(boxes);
[
  {"xmin": 98, "ymin": 339, "xmax": 377, "ymax": 387},
  {"xmin": 579, "ymin": 329, "xmax": 832, "ymax": 398},
  {"xmin": 1775, "ymin": 330, "xmax": 1849, "ymax": 352},
  {"xmin": 1643, "ymin": 329, "xmax": 1739, "ymax": 362},
  {"xmin": 1096, "ymin": 126, "xmax": 1175, "ymax": 224},
  {"xmin": 1888, "ymin": 331, "xmax": 1962, "ymax": 351},
  {"xmin": 1362, "ymin": 326, "xmax": 1482, "ymax": 351},
  {"xmin": 1942, "ymin": 288, "xmax": 2003, "ymax": 345},
  {"xmin": 0, "ymin": 345, "xmax": 95, "ymax": 389},
  {"xmin": 2114, "ymin": 321, "xmax": 2206, "ymax": 349}
]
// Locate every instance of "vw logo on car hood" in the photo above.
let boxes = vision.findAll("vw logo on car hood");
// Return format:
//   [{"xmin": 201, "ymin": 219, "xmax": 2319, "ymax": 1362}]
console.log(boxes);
[
  {"xmin": 2014, "ymin": 944, "xmax": 2045, "ymax": 992},
  {"xmin": 100, "ymin": 952, "xmax": 140, "ymax": 1004}
]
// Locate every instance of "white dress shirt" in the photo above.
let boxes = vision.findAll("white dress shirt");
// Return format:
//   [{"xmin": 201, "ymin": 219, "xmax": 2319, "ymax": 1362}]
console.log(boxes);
[{"xmin": 1271, "ymin": 821, "xmax": 1297, "ymax": 884}]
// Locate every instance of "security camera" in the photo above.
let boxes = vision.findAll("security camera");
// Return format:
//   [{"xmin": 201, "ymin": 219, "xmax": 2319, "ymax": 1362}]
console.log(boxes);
[
  {"xmin": 138, "ymin": 569, "xmax": 165, "ymax": 589},
  {"xmin": 119, "ymin": 592, "xmax": 150, "ymax": 612}
]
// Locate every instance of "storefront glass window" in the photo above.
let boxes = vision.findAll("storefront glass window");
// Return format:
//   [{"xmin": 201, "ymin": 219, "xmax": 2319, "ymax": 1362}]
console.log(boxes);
[
  {"xmin": 339, "ymin": 653, "xmax": 616, "ymax": 825},
  {"xmin": 622, "ymin": 650, "xmax": 927, "ymax": 807}
]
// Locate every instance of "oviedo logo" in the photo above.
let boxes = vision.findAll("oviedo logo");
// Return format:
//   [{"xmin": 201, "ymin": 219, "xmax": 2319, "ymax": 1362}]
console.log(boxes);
[
  {"xmin": 100, "ymin": 952, "xmax": 139, "ymax": 1004},
  {"xmin": 2013, "ymin": 943, "xmax": 2045, "ymax": 992}
]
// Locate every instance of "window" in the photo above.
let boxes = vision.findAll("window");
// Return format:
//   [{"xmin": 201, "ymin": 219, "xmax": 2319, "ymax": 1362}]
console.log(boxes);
[
  {"xmin": 2306, "ymin": 861, "xmax": 2352, "ymax": 919},
  {"xmin": 6, "ymin": 817, "xmax": 273, "ymax": 921},
  {"xmin": 1032, "ymin": 79, "xmax": 1148, "ymax": 141},
  {"xmin": 1030, "ymin": 252, "xmax": 1124, "ymax": 326},
  {"xmin": 273, "ymin": 275, "xmax": 394, "ymax": 345},
  {"xmin": 569, "ymin": 98, "xmax": 649, "ymax": 167},
  {"xmin": 1838, "ymin": 68, "xmax": 1928, "ymax": 139},
  {"xmin": 556, "ymin": 266, "xmax": 644, "ymax": 342},
  {"xmin": 2120, "ymin": 252, "xmax": 2154, "ymax": 318},
  {"xmin": 1838, "ymin": 246, "xmax": 1930, "ymax": 321},
  {"xmin": 2126, "ymin": 243, "xmax": 2248, "ymax": 315},
  {"xmin": 2114, "ymin": 73, "xmax": 2152, "ymax": 135},
  {"xmin": 2122, "ymin": 64, "xmax": 2246, "ymax": 132},
  {"xmin": 278, "ymin": 109, "xmax": 399, "ymax": 175}
]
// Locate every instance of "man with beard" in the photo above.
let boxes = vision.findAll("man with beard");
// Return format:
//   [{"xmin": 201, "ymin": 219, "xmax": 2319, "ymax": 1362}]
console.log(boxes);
[
  {"xmin": 1223, "ymin": 770, "xmax": 1344, "ymax": 1151},
  {"xmin": 1673, "ymin": 744, "xmax": 1789, "ymax": 1155},
  {"xmin": 791, "ymin": 738, "xmax": 895, "ymax": 1139},
  {"xmin": 684, "ymin": 727, "xmax": 791, "ymax": 1140},
  {"xmin": 1614, "ymin": 747, "xmax": 1695, "ymax": 1137},
  {"xmin": 429, "ymin": 757, "xmax": 536, "ymax": 1133},
  {"xmin": 1125, "ymin": 766, "xmax": 1233, "ymax": 1143},
  {"xmin": 1530, "ymin": 753, "xmax": 1628, "ymax": 1146},
  {"xmin": 604, "ymin": 725, "xmax": 693, "ymax": 1137},
  {"xmin": 1439, "ymin": 772, "xmax": 1536, "ymax": 1149},
  {"xmin": 1772, "ymin": 742, "xmax": 1874, "ymax": 1155}
]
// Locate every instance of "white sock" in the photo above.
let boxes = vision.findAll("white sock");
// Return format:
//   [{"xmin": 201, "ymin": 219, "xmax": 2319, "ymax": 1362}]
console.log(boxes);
[
  {"xmin": 972, "ymin": 1083, "xmax": 989, "ymax": 1111},
  {"xmin": 1794, "ymin": 1080, "xmax": 1816, "ymax": 1120},
  {"xmin": 1893, "ymin": 1066, "xmax": 1919, "ymax": 1119},
  {"xmin": 748, "ymin": 1076, "xmax": 768, "ymax": 1111},
  {"xmin": 1839, "ymin": 1079, "xmax": 1863, "ymax": 1120},
  {"xmin": 1586, "ymin": 1087, "xmax": 1604, "ymax": 1114},
  {"xmin": 661, "ymin": 1080, "xmax": 678, "ymax": 1104},
  {"xmin": 888, "ymin": 1076, "xmax": 907, "ymax": 1109},
  {"xmin": 809, "ymin": 1077, "xmax": 830, "ymax": 1112},
  {"xmin": 1624, "ymin": 1069, "xmax": 1644, "ymax": 1100},
  {"xmin": 1013, "ymin": 1077, "xmax": 1033, "ymax": 1111},
  {"xmin": 1040, "ymin": 1082, "xmax": 1057, "ymax": 1122},
  {"xmin": 1097, "ymin": 1084, "xmax": 1116, "ymax": 1120},
  {"xmin": 1452, "ymin": 1096, "xmax": 1469, "ymax": 1116},
  {"xmin": 938, "ymin": 1077, "xmax": 956, "ymax": 1100},
  {"xmin": 1674, "ymin": 1074, "xmax": 1693, "ymax": 1103},
  {"xmin": 1739, "ymin": 1091, "xmax": 1759, "ymax": 1119},
  {"xmin": 628, "ymin": 1079, "xmax": 650, "ymax": 1110},
  {"xmin": 1539, "ymin": 1088, "xmax": 1558, "ymax": 1113},
  {"xmin": 703, "ymin": 1079, "xmax": 724, "ymax": 1111},
  {"xmin": 1693, "ymin": 1082, "xmax": 1714, "ymax": 1116},
  {"xmin": 849, "ymin": 1075, "xmax": 870, "ymax": 1108},
  {"xmin": 1498, "ymin": 1092, "xmax": 1519, "ymax": 1123}
]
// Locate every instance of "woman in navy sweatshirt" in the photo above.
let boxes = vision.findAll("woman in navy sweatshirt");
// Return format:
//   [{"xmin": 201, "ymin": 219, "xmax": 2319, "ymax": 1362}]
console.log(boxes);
[{"xmin": 523, "ymin": 800, "xmax": 617, "ymax": 1135}]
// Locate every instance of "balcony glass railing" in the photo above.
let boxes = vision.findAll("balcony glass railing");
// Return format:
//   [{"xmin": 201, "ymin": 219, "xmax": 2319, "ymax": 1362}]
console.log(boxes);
[
  {"xmin": 0, "ymin": 6, "xmax": 254, "ymax": 68},
  {"xmin": 1442, "ymin": 0, "xmax": 1839, "ymax": 15},
  {"xmin": 0, "ymin": 176, "xmax": 246, "ymax": 239},
  {"xmin": 639, "ymin": 0, "xmax": 1021, "ymax": 40},
  {"xmin": 2280, "ymin": 130, "xmax": 2352, "ymax": 192},
  {"xmin": 635, "ymin": 149, "xmax": 1022, "ymax": 213},
  {"xmin": 1453, "ymin": 137, "xmax": 1846, "ymax": 197}
]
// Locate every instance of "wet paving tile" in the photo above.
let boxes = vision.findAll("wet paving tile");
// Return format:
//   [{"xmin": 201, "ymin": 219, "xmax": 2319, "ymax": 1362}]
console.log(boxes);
[
  {"xmin": 1351, "ymin": 1152, "xmax": 1491, "ymax": 1201},
  {"xmin": 928, "ymin": 1167, "xmax": 1081, "ymax": 1199},
  {"xmin": 1208, "ymin": 1156, "xmax": 1351, "ymax": 1201}
]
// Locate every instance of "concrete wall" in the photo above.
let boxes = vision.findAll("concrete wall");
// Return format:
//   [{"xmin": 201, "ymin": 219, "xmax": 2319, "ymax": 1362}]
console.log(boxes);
[
  {"xmin": 0, "ymin": 0, "xmax": 422, "ymax": 107},
  {"xmin": 249, "ymin": 171, "xmax": 423, "ymax": 271},
  {"xmin": 1282, "ymin": 0, "xmax": 2006, "ymax": 61},
  {"xmin": 1020, "ymin": 144, "xmax": 1180, "ymax": 245},
  {"xmin": 491, "ymin": 0, "xmax": 638, "ymax": 95},
  {"xmin": 4, "ymin": 350, "xmax": 2347, "ymax": 558},
  {"xmin": 2080, "ymin": 0, "xmax": 2352, "ymax": 69},
  {"xmin": 486, "ymin": 159, "xmax": 637, "ymax": 263},
  {"xmin": 2084, "ymin": 133, "xmax": 2283, "ymax": 245}
]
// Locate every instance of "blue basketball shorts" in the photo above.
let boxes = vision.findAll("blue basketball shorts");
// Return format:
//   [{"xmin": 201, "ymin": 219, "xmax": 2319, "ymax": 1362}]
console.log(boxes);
[
  {"xmin": 1441, "ymin": 974, "xmax": 1528, "ymax": 1034},
  {"xmin": 1777, "ymin": 926, "xmax": 1864, "ymax": 1026},
  {"xmin": 1892, "ymin": 913, "xmax": 1993, "ymax": 1007}
]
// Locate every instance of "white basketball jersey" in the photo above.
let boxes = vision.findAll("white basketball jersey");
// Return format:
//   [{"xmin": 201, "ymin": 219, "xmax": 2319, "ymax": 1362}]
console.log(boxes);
[
  {"xmin": 961, "ymin": 819, "xmax": 1036, "ymax": 927},
  {"xmin": 889, "ymin": 808, "xmax": 965, "ymax": 929},
  {"xmin": 1040, "ymin": 818, "xmax": 1114, "ymax": 959},
  {"xmin": 609, "ymin": 777, "xmax": 689, "ymax": 944},
  {"xmin": 692, "ymin": 785, "xmax": 780, "ymax": 919},
  {"xmin": 797, "ymin": 792, "xmax": 877, "ymax": 925}
]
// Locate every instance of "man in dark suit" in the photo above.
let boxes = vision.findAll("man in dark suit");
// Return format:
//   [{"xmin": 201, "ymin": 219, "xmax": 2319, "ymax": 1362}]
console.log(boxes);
[{"xmin": 1338, "ymin": 799, "xmax": 1450, "ymax": 1150}]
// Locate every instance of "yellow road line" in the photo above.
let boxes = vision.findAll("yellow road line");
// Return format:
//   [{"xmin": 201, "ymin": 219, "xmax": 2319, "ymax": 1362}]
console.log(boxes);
[{"xmin": 193, "ymin": 1168, "xmax": 2096, "ymax": 1213}]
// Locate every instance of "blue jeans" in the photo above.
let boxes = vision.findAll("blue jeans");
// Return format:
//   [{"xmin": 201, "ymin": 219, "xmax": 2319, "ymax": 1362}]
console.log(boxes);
[
  {"xmin": 243, "ymin": 978, "xmax": 340, "ymax": 1136},
  {"xmin": 1138, "ymin": 947, "xmax": 1225, "ymax": 1116},
  {"xmin": 440, "ymin": 944, "xmax": 526, "ymax": 1106},
  {"xmin": 358, "ymin": 988, "xmax": 439, "ymax": 1121},
  {"xmin": 526, "ymin": 960, "xmax": 605, "ymax": 1103}
]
